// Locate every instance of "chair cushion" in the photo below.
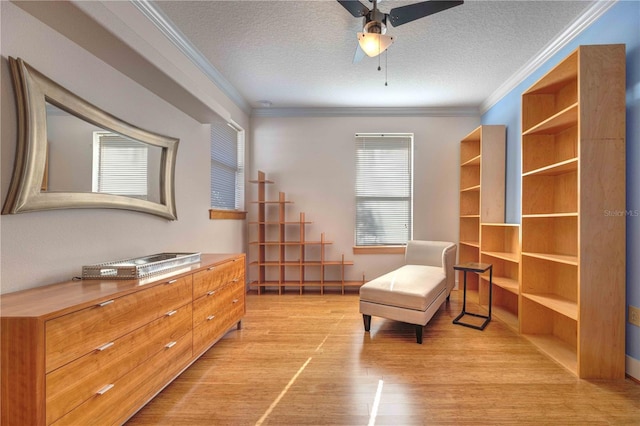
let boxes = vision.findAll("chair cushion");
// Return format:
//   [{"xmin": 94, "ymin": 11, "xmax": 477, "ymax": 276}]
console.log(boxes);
[{"xmin": 359, "ymin": 264, "xmax": 446, "ymax": 311}]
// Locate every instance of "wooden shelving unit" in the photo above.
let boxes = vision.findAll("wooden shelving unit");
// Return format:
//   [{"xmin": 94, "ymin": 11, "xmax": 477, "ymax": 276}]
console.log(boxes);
[
  {"xmin": 520, "ymin": 44, "xmax": 626, "ymax": 379},
  {"xmin": 458, "ymin": 125, "xmax": 506, "ymax": 298},
  {"xmin": 480, "ymin": 223, "xmax": 520, "ymax": 332},
  {"xmin": 249, "ymin": 171, "xmax": 362, "ymax": 295}
]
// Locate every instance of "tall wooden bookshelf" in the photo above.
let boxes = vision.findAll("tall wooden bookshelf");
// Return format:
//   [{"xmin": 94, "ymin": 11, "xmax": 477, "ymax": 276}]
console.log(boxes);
[
  {"xmin": 458, "ymin": 125, "xmax": 506, "ymax": 296},
  {"xmin": 519, "ymin": 44, "xmax": 626, "ymax": 379},
  {"xmin": 249, "ymin": 171, "xmax": 362, "ymax": 295}
]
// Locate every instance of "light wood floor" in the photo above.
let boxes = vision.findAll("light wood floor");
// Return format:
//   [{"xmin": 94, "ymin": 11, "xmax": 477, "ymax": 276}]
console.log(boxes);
[{"xmin": 127, "ymin": 290, "xmax": 640, "ymax": 425}]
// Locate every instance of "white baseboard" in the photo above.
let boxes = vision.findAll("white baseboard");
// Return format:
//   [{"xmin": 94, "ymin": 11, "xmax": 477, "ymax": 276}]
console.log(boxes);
[{"xmin": 627, "ymin": 355, "xmax": 640, "ymax": 381}]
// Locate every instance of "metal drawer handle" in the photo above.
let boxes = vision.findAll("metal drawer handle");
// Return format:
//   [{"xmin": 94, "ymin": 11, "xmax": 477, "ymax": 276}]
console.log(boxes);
[
  {"xmin": 97, "ymin": 384, "xmax": 114, "ymax": 395},
  {"xmin": 166, "ymin": 310, "xmax": 178, "ymax": 317},
  {"xmin": 165, "ymin": 341, "xmax": 177, "ymax": 349},
  {"xmin": 207, "ymin": 290, "xmax": 216, "ymax": 296},
  {"xmin": 207, "ymin": 315, "xmax": 215, "ymax": 321},
  {"xmin": 96, "ymin": 342, "xmax": 114, "ymax": 352},
  {"xmin": 98, "ymin": 300, "xmax": 114, "ymax": 307},
  {"xmin": 231, "ymin": 278, "xmax": 239, "ymax": 283},
  {"xmin": 232, "ymin": 299, "xmax": 239, "ymax": 304},
  {"xmin": 207, "ymin": 266, "xmax": 215, "ymax": 271},
  {"xmin": 166, "ymin": 279, "xmax": 178, "ymax": 285}
]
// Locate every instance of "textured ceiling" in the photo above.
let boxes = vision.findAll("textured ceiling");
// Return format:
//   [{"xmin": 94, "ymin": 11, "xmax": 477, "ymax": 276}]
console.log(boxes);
[{"xmin": 155, "ymin": 0, "xmax": 594, "ymax": 110}]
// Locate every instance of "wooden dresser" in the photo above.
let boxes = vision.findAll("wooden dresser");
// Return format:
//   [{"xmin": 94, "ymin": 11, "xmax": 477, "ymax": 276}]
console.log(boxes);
[{"xmin": 0, "ymin": 253, "xmax": 245, "ymax": 425}]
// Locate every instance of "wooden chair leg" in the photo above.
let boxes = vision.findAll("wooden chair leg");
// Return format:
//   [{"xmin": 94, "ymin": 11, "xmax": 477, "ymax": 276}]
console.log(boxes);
[
  {"xmin": 363, "ymin": 314, "xmax": 371, "ymax": 332},
  {"xmin": 415, "ymin": 325, "xmax": 423, "ymax": 344}
]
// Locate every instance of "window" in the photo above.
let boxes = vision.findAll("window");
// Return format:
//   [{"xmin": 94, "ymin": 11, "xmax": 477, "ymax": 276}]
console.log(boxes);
[
  {"xmin": 92, "ymin": 131, "xmax": 148, "ymax": 199},
  {"xmin": 210, "ymin": 117, "xmax": 244, "ymax": 212},
  {"xmin": 355, "ymin": 133, "xmax": 413, "ymax": 246}
]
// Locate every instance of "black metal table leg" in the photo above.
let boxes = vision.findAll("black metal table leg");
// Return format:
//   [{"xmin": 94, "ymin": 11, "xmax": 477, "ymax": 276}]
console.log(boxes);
[{"xmin": 452, "ymin": 262, "xmax": 493, "ymax": 330}]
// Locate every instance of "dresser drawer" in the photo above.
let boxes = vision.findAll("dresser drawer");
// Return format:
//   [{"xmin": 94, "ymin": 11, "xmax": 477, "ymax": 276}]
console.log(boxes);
[
  {"xmin": 226, "ymin": 281, "xmax": 245, "ymax": 326},
  {"xmin": 192, "ymin": 289, "xmax": 226, "ymax": 330},
  {"xmin": 192, "ymin": 285, "xmax": 228, "ymax": 355},
  {"xmin": 193, "ymin": 257, "xmax": 243, "ymax": 299},
  {"xmin": 192, "ymin": 281, "xmax": 245, "ymax": 356},
  {"xmin": 192, "ymin": 315, "xmax": 227, "ymax": 356},
  {"xmin": 51, "ymin": 330, "xmax": 192, "ymax": 426},
  {"xmin": 46, "ymin": 302, "xmax": 192, "ymax": 424},
  {"xmin": 46, "ymin": 275, "xmax": 192, "ymax": 372}
]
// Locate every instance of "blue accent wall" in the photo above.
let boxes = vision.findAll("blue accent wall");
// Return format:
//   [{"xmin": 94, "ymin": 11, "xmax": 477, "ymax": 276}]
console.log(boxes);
[{"xmin": 481, "ymin": 1, "xmax": 640, "ymax": 363}]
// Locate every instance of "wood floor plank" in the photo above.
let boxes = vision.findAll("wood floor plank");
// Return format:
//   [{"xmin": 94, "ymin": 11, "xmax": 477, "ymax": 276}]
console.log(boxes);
[{"xmin": 127, "ymin": 291, "xmax": 640, "ymax": 425}]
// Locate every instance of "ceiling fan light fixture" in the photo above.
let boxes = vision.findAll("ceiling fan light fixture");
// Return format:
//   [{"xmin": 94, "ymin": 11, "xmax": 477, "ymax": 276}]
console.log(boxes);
[{"xmin": 357, "ymin": 32, "xmax": 394, "ymax": 57}]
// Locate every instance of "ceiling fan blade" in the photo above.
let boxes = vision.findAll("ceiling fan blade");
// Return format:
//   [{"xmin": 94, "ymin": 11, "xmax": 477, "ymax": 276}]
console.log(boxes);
[
  {"xmin": 337, "ymin": 0, "xmax": 370, "ymax": 18},
  {"xmin": 353, "ymin": 43, "xmax": 366, "ymax": 63},
  {"xmin": 388, "ymin": 0, "xmax": 463, "ymax": 27}
]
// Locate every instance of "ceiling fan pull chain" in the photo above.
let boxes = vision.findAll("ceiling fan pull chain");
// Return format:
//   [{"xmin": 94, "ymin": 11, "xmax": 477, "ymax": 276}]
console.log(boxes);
[{"xmin": 384, "ymin": 49, "xmax": 388, "ymax": 86}]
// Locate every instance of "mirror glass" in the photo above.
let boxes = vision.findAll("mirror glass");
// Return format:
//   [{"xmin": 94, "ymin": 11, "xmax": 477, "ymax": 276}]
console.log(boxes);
[
  {"xmin": 45, "ymin": 103, "xmax": 163, "ymax": 203},
  {"xmin": 2, "ymin": 57, "xmax": 178, "ymax": 220}
]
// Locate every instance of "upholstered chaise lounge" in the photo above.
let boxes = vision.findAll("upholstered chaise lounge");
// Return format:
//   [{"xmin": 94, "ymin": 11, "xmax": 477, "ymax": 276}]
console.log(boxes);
[{"xmin": 359, "ymin": 240, "xmax": 457, "ymax": 343}]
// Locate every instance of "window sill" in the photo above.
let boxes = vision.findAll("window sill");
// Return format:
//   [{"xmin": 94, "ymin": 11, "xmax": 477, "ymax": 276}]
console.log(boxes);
[
  {"xmin": 209, "ymin": 209, "xmax": 247, "ymax": 220},
  {"xmin": 353, "ymin": 246, "xmax": 406, "ymax": 255}
]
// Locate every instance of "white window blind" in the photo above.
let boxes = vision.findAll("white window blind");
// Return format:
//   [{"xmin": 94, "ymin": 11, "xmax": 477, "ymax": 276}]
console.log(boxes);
[
  {"xmin": 211, "ymin": 117, "xmax": 244, "ymax": 210},
  {"xmin": 92, "ymin": 132, "xmax": 148, "ymax": 199},
  {"xmin": 355, "ymin": 133, "xmax": 413, "ymax": 246}
]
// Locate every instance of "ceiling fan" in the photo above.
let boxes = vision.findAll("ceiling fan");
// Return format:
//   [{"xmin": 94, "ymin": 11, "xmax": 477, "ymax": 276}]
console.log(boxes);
[{"xmin": 338, "ymin": 0, "xmax": 464, "ymax": 62}]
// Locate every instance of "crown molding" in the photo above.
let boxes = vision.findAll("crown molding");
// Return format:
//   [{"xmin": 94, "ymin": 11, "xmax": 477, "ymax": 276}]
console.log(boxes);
[
  {"xmin": 251, "ymin": 106, "xmax": 480, "ymax": 118},
  {"xmin": 131, "ymin": 0, "xmax": 251, "ymax": 115},
  {"xmin": 480, "ymin": 0, "xmax": 616, "ymax": 114}
]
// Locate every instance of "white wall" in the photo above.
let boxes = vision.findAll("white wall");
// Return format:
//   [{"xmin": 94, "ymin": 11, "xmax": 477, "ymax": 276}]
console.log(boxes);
[
  {"xmin": 0, "ymin": 2, "xmax": 246, "ymax": 293},
  {"xmin": 249, "ymin": 115, "xmax": 479, "ymax": 283}
]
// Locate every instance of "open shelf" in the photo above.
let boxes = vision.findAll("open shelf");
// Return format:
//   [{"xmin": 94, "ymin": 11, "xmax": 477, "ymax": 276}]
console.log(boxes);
[
  {"xmin": 522, "ymin": 212, "xmax": 578, "ymax": 219},
  {"xmin": 461, "ymin": 155, "xmax": 481, "ymax": 167},
  {"xmin": 522, "ymin": 171, "xmax": 577, "ymax": 215},
  {"xmin": 460, "ymin": 131, "xmax": 481, "ymax": 164},
  {"xmin": 521, "ymin": 293, "xmax": 577, "ymax": 320},
  {"xmin": 459, "ymin": 241, "xmax": 480, "ymax": 248},
  {"xmin": 460, "ymin": 164, "xmax": 480, "ymax": 190},
  {"xmin": 490, "ymin": 276, "xmax": 519, "ymax": 294},
  {"xmin": 482, "ymin": 251, "xmax": 518, "ymax": 262},
  {"xmin": 522, "ymin": 49, "xmax": 577, "ymax": 131},
  {"xmin": 523, "ymin": 334, "xmax": 577, "ymax": 375},
  {"xmin": 522, "ymin": 216, "xmax": 576, "ymax": 261},
  {"xmin": 522, "ymin": 125, "xmax": 577, "ymax": 174},
  {"xmin": 521, "ymin": 252, "xmax": 578, "ymax": 266},
  {"xmin": 523, "ymin": 103, "xmax": 578, "ymax": 136},
  {"xmin": 491, "ymin": 304, "xmax": 519, "ymax": 332},
  {"xmin": 523, "ymin": 158, "xmax": 577, "ymax": 177},
  {"xmin": 249, "ymin": 280, "xmax": 365, "ymax": 296},
  {"xmin": 479, "ymin": 223, "xmax": 519, "ymax": 327},
  {"xmin": 521, "ymin": 295, "xmax": 578, "ymax": 374}
]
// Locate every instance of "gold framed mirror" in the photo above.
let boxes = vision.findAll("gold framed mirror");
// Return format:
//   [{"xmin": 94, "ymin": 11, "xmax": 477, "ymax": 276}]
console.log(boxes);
[{"xmin": 2, "ymin": 57, "xmax": 179, "ymax": 220}]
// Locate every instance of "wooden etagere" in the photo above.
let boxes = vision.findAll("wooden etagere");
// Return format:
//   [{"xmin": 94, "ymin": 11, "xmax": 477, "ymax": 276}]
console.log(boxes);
[
  {"xmin": 519, "ymin": 44, "xmax": 626, "ymax": 379},
  {"xmin": 249, "ymin": 171, "xmax": 362, "ymax": 294},
  {"xmin": 458, "ymin": 125, "xmax": 506, "ymax": 296},
  {"xmin": 479, "ymin": 223, "xmax": 520, "ymax": 332}
]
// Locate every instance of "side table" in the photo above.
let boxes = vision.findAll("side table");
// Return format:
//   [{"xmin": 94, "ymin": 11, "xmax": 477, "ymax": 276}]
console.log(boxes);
[{"xmin": 452, "ymin": 262, "xmax": 493, "ymax": 330}]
